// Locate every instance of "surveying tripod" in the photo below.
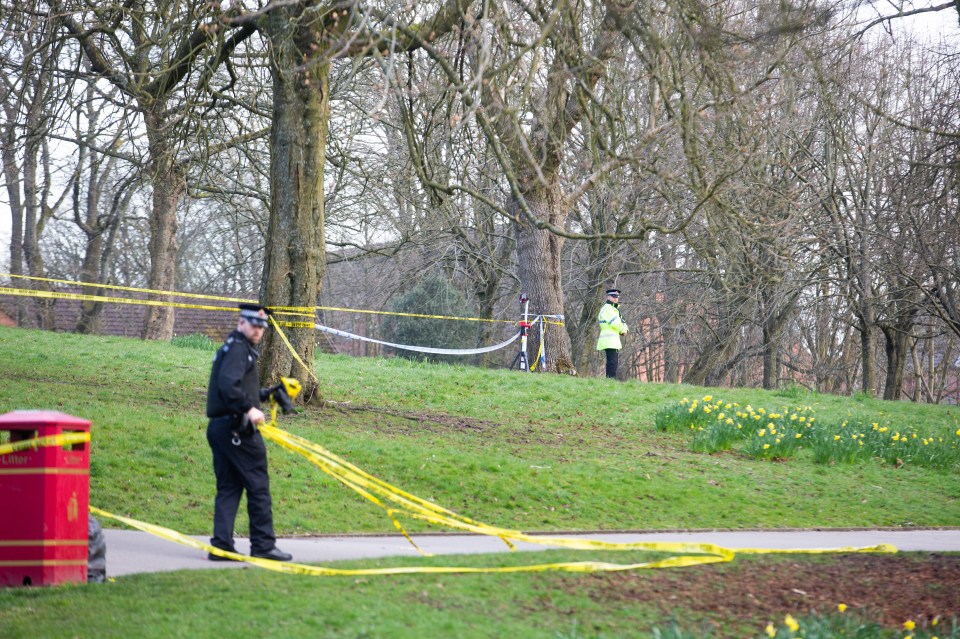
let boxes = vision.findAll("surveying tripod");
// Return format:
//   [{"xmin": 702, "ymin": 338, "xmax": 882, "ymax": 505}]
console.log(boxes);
[
  {"xmin": 510, "ymin": 294, "xmax": 536, "ymax": 372},
  {"xmin": 510, "ymin": 320, "xmax": 532, "ymax": 371}
]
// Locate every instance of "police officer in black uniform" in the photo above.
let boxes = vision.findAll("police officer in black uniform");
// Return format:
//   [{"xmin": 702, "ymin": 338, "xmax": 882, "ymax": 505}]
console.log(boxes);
[{"xmin": 206, "ymin": 303, "xmax": 292, "ymax": 562}]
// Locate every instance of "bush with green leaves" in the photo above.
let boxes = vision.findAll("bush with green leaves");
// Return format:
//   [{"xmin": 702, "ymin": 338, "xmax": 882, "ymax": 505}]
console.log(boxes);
[{"xmin": 383, "ymin": 274, "xmax": 478, "ymax": 364}]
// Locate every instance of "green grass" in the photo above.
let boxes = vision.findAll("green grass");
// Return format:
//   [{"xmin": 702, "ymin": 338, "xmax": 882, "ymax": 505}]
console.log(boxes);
[
  {"xmin": 0, "ymin": 552, "xmax": 955, "ymax": 638},
  {"xmin": 1, "ymin": 325, "xmax": 959, "ymax": 637},
  {"xmin": 655, "ymin": 397, "xmax": 960, "ymax": 469},
  {"xmin": 1, "ymin": 325, "xmax": 958, "ymax": 535}
]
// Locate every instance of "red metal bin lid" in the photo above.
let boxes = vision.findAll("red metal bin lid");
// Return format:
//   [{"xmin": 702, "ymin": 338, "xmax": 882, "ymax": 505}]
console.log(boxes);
[{"xmin": 0, "ymin": 410, "xmax": 91, "ymax": 430}]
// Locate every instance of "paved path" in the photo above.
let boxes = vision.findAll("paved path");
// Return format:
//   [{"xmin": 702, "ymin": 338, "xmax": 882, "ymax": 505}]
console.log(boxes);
[{"xmin": 103, "ymin": 529, "xmax": 960, "ymax": 577}]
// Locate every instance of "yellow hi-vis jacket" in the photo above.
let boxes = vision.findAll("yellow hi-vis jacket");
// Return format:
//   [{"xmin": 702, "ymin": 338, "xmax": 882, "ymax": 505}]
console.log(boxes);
[{"xmin": 596, "ymin": 302, "xmax": 628, "ymax": 351}]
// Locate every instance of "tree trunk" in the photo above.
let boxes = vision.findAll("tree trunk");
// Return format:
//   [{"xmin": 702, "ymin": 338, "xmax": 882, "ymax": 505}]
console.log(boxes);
[
  {"xmin": 257, "ymin": 16, "xmax": 329, "ymax": 402},
  {"xmin": 140, "ymin": 107, "xmax": 184, "ymax": 340},
  {"xmin": 683, "ymin": 318, "xmax": 739, "ymax": 387},
  {"xmin": 762, "ymin": 323, "xmax": 777, "ymax": 390},
  {"xmin": 510, "ymin": 183, "xmax": 575, "ymax": 375},
  {"xmin": 475, "ymin": 277, "xmax": 499, "ymax": 368},
  {"xmin": 881, "ymin": 325, "xmax": 909, "ymax": 401},
  {"xmin": 76, "ymin": 231, "xmax": 104, "ymax": 334},
  {"xmin": 1, "ymin": 115, "xmax": 25, "ymax": 325},
  {"xmin": 22, "ymin": 130, "xmax": 55, "ymax": 330},
  {"xmin": 859, "ymin": 317, "xmax": 875, "ymax": 397}
]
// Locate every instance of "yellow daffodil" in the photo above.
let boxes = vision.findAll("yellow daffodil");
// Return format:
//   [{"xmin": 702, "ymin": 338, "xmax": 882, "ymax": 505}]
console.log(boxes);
[
  {"xmin": 790, "ymin": 414, "xmax": 797, "ymax": 420},
  {"xmin": 798, "ymin": 416, "xmax": 806, "ymax": 423},
  {"xmin": 726, "ymin": 418, "xmax": 734, "ymax": 425},
  {"xmin": 784, "ymin": 614, "xmax": 799, "ymax": 632},
  {"xmin": 955, "ymin": 429, "xmax": 960, "ymax": 436},
  {"xmin": 704, "ymin": 407, "xmax": 712, "ymax": 414},
  {"xmin": 834, "ymin": 435, "xmax": 841, "ymax": 441},
  {"xmin": 903, "ymin": 620, "xmax": 916, "ymax": 631},
  {"xmin": 763, "ymin": 443, "xmax": 770, "ymax": 450},
  {"xmin": 718, "ymin": 413, "xmax": 725, "ymax": 420},
  {"xmin": 703, "ymin": 395, "xmax": 712, "ymax": 402},
  {"xmin": 795, "ymin": 433, "xmax": 802, "ymax": 439},
  {"xmin": 681, "ymin": 398, "xmax": 689, "ymax": 404},
  {"xmin": 765, "ymin": 623, "xmax": 776, "ymax": 638},
  {"xmin": 759, "ymin": 429, "xmax": 766, "ymax": 437},
  {"xmin": 879, "ymin": 426, "xmax": 888, "ymax": 433},
  {"xmin": 837, "ymin": 603, "xmax": 847, "ymax": 613}
]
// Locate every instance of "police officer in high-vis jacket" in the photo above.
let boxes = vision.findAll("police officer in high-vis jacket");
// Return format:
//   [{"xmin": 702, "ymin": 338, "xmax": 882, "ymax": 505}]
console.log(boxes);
[
  {"xmin": 205, "ymin": 303, "xmax": 292, "ymax": 562},
  {"xmin": 596, "ymin": 288, "xmax": 629, "ymax": 379}
]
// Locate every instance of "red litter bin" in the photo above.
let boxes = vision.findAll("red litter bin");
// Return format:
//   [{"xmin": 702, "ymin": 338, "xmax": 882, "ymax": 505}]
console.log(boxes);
[{"xmin": 0, "ymin": 411, "xmax": 91, "ymax": 586}]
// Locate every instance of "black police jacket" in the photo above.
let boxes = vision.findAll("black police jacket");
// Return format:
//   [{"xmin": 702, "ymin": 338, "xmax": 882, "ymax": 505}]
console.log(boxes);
[{"xmin": 206, "ymin": 330, "xmax": 261, "ymax": 419}]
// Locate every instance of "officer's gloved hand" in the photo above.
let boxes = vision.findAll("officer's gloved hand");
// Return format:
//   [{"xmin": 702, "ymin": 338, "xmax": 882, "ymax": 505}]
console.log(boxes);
[
  {"xmin": 272, "ymin": 384, "xmax": 297, "ymax": 414},
  {"xmin": 259, "ymin": 384, "xmax": 297, "ymax": 414},
  {"xmin": 259, "ymin": 385, "xmax": 280, "ymax": 402}
]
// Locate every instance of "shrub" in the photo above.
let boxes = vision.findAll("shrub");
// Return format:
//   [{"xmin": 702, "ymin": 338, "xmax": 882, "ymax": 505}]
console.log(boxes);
[
  {"xmin": 383, "ymin": 275, "xmax": 478, "ymax": 364},
  {"xmin": 171, "ymin": 333, "xmax": 218, "ymax": 350}
]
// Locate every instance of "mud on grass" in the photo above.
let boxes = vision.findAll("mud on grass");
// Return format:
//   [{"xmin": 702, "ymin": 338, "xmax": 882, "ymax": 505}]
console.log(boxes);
[{"xmin": 578, "ymin": 553, "xmax": 959, "ymax": 636}]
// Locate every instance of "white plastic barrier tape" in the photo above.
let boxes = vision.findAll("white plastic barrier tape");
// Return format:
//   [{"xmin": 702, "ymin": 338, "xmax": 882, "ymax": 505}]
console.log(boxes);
[{"xmin": 315, "ymin": 323, "xmax": 521, "ymax": 356}]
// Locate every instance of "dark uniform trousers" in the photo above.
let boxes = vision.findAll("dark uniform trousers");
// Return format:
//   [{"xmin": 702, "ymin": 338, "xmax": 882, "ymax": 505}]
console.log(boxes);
[
  {"xmin": 604, "ymin": 349, "xmax": 619, "ymax": 379},
  {"xmin": 207, "ymin": 415, "xmax": 276, "ymax": 555}
]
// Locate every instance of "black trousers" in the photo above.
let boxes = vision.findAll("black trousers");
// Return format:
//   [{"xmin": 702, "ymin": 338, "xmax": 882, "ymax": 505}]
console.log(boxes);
[
  {"xmin": 206, "ymin": 416, "xmax": 277, "ymax": 554},
  {"xmin": 603, "ymin": 348, "xmax": 619, "ymax": 379}
]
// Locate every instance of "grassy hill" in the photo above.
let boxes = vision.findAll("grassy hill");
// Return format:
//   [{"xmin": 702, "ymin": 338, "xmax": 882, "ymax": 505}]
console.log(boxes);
[
  {"xmin": 1, "ymin": 325, "xmax": 958, "ymax": 535},
  {"xmin": 0, "ymin": 328, "xmax": 960, "ymax": 639},
  {"xmin": 1, "ymin": 325, "xmax": 958, "ymax": 639}
]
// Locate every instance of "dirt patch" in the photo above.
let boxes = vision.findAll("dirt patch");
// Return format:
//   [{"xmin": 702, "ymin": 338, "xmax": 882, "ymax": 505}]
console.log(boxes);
[
  {"xmin": 583, "ymin": 554, "xmax": 959, "ymax": 633},
  {"xmin": 328, "ymin": 404, "xmax": 497, "ymax": 435}
]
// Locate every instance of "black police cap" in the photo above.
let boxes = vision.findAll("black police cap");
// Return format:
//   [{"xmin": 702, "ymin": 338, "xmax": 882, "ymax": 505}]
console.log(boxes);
[{"xmin": 238, "ymin": 303, "xmax": 272, "ymax": 327}]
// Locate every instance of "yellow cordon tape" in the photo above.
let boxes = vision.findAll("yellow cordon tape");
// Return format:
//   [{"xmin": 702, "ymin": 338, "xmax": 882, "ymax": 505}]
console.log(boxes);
[
  {"xmin": 0, "ymin": 273, "xmax": 254, "ymax": 305},
  {"xmin": 0, "ymin": 285, "xmax": 240, "ymax": 314},
  {"xmin": 0, "ymin": 432, "xmax": 90, "ymax": 457},
  {"xmin": 268, "ymin": 316, "xmax": 324, "ymax": 391},
  {"xmin": 0, "ymin": 274, "xmax": 518, "ymax": 324},
  {"xmin": 3, "ymin": 430, "xmax": 896, "ymax": 576}
]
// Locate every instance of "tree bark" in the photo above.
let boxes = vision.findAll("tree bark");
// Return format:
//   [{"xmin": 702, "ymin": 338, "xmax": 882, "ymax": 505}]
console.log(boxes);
[
  {"xmin": 881, "ymin": 325, "xmax": 909, "ymax": 401},
  {"xmin": 76, "ymin": 232, "xmax": 104, "ymax": 334},
  {"xmin": 510, "ymin": 183, "xmax": 575, "ymax": 374},
  {"xmin": 1, "ymin": 109, "xmax": 25, "ymax": 325},
  {"xmin": 140, "ymin": 106, "xmax": 184, "ymax": 340},
  {"xmin": 257, "ymin": 14, "xmax": 329, "ymax": 401}
]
